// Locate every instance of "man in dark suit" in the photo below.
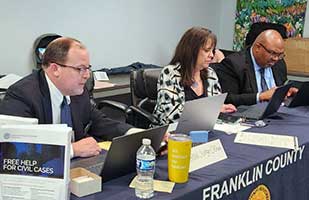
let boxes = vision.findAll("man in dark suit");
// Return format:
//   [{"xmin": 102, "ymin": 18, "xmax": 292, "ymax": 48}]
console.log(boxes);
[
  {"xmin": 215, "ymin": 29, "xmax": 296, "ymax": 106},
  {"xmin": 0, "ymin": 37, "xmax": 133, "ymax": 158}
]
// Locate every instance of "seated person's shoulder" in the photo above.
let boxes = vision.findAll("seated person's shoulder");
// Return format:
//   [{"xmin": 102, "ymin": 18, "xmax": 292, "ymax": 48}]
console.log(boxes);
[
  {"xmin": 8, "ymin": 73, "xmax": 40, "ymax": 94},
  {"xmin": 3, "ymin": 73, "xmax": 42, "ymax": 108},
  {"xmin": 162, "ymin": 64, "xmax": 180, "ymax": 76}
]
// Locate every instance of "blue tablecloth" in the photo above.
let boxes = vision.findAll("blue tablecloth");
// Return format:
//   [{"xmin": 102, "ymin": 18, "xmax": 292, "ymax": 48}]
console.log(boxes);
[{"xmin": 71, "ymin": 108, "xmax": 309, "ymax": 200}]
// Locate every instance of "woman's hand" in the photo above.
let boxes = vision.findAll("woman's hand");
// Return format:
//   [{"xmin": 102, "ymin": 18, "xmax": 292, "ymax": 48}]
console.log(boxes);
[{"xmin": 220, "ymin": 104, "xmax": 237, "ymax": 113}]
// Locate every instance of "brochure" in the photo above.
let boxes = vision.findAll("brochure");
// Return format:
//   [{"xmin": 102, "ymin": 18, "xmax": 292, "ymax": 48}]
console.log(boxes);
[{"xmin": 0, "ymin": 124, "xmax": 72, "ymax": 200}]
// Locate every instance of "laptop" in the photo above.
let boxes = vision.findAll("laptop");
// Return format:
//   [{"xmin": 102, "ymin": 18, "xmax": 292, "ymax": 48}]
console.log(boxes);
[
  {"xmin": 284, "ymin": 82, "xmax": 309, "ymax": 107},
  {"xmin": 71, "ymin": 125, "xmax": 168, "ymax": 183},
  {"xmin": 175, "ymin": 93, "xmax": 227, "ymax": 134},
  {"xmin": 231, "ymin": 83, "xmax": 292, "ymax": 120}
]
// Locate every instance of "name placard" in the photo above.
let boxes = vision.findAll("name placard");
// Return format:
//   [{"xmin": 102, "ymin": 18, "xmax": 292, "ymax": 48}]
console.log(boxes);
[
  {"xmin": 189, "ymin": 139, "xmax": 227, "ymax": 172},
  {"xmin": 234, "ymin": 131, "xmax": 298, "ymax": 150}
]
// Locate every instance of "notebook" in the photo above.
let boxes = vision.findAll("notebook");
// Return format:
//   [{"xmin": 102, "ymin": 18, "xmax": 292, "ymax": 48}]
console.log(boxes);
[
  {"xmin": 71, "ymin": 125, "xmax": 168, "ymax": 183},
  {"xmin": 175, "ymin": 93, "xmax": 227, "ymax": 134},
  {"xmin": 284, "ymin": 82, "xmax": 309, "ymax": 107},
  {"xmin": 231, "ymin": 83, "xmax": 292, "ymax": 120}
]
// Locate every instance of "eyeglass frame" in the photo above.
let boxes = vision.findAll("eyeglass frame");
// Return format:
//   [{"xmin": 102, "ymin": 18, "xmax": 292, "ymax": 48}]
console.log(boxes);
[
  {"xmin": 53, "ymin": 62, "xmax": 92, "ymax": 74},
  {"xmin": 258, "ymin": 43, "xmax": 285, "ymax": 60}
]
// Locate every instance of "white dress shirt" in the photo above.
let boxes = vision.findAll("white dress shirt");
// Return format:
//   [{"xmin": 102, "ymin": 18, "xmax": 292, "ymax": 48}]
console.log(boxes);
[{"xmin": 45, "ymin": 74, "xmax": 74, "ymax": 158}]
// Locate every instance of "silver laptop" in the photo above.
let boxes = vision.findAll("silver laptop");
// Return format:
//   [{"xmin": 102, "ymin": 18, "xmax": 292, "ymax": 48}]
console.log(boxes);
[{"xmin": 175, "ymin": 93, "xmax": 227, "ymax": 134}]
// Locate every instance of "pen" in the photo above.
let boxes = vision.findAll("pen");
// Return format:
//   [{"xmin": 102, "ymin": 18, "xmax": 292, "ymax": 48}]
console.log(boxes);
[
  {"xmin": 84, "ymin": 120, "xmax": 93, "ymax": 135},
  {"xmin": 284, "ymin": 79, "xmax": 290, "ymax": 85}
]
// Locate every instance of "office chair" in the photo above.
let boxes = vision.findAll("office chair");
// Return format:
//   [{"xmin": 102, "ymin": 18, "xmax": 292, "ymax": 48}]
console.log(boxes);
[
  {"xmin": 129, "ymin": 68, "xmax": 162, "ymax": 128},
  {"xmin": 33, "ymin": 33, "xmax": 62, "ymax": 69},
  {"xmin": 0, "ymin": 75, "xmax": 8, "ymax": 103},
  {"xmin": 97, "ymin": 68, "xmax": 162, "ymax": 128}
]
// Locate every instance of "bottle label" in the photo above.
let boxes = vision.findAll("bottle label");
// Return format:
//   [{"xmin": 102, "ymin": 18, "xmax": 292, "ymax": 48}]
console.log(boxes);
[{"xmin": 137, "ymin": 159, "xmax": 155, "ymax": 171}]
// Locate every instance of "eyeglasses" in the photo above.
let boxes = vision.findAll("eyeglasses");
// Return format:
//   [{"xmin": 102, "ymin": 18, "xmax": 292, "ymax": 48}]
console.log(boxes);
[
  {"xmin": 258, "ymin": 43, "xmax": 285, "ymax": 60},
  {"xmin": 54, "ymin": 62, "xmax": 92, "ymax": 75}
]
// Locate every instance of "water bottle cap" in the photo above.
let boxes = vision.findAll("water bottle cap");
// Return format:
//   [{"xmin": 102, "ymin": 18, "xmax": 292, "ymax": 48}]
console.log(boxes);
[{"xmin": 142, "ymin": 138, "xmax": 151, "ymax": 145}]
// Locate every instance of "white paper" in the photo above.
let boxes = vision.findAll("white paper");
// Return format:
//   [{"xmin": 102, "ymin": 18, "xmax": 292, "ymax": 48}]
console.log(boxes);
[
  {"xmin": 0, "ymin": 114, "xmax": 38, "ymax": 125},
  {"xmin": 0, "ymin": 74, "xmax": 22, "ymax": 89},
  {"xmin": 189, "ymin": 139, "xmax": 227, "ymax": 172},
  {"xmin": 0, "ymin": 123, "xmax": 71, "ymax": 200},
  {"xmin": 167, "ymin": 122, "xmax": 178, "ymax": 132},
  {"xmin": 214, "ymin": 122, "xmax": 251, "ymax": 135},
  {"xmin": 93, "ymin": 71, "xmax": 109, "ymax": 81},
  {"xmin": 0, "ymin": 175, "xmax": 66, "ymax": 200},
  {"xmin": 234, "ymin": 131, "xmax": 298, "ymax": 150}
]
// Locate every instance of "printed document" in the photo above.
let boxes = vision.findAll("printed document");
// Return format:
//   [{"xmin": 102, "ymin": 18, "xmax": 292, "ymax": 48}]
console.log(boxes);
[{"xmin": 0, "ymin": 124, "xmax": 72, "ymax": 200}]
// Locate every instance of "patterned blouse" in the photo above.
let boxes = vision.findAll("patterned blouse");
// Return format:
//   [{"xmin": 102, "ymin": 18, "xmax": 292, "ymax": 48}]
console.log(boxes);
[{"xmin": 152, "ymin": 64, "xmax": 222, "ymax": 126}]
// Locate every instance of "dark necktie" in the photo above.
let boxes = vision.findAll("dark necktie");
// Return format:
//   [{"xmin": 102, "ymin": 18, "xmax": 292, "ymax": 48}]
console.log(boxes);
[
  {"xmin": 260, "ymin": 68, "xmax": 268, "ymax": 92},
  {"xmin": 61, "ymin": 97, "xmax": 73, "ymax": 128}
]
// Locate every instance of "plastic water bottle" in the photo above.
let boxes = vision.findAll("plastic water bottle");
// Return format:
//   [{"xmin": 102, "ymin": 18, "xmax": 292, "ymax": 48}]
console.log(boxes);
[{"xmin": 135, "ymin": 138, "xmax": 156, "ymax": 199}]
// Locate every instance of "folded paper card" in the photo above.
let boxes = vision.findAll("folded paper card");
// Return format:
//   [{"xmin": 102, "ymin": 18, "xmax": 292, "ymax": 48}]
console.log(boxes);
[
  {"xmin": 129, "ymin": 176, "xmax": 175, "ymax": 193},
  {"xmin": 189, "ymin": 139, "xmax": 227, "ymax": 172},
  {"xmin": 93, "ymin": 71, "xmax": 109, "ymax": 81},
  {"xmin": 234, "ymin": 131, "xmax": 298, "ymax": 150}
]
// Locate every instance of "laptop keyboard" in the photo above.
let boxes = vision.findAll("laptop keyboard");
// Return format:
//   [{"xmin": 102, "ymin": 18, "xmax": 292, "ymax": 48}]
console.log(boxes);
[
  {"xmin": 233, "ymin": 105, "xmax": 264, "ymax": 120},
  {"xmin": 240, "ymin": 106, "xmax": 264, "ymax": 119},
  {"xmin": 71, "ymin": 153, "xmax": 106, "ymax": 175},
  {"xmin": 86, "ymin": 162, "xmax": 104, "ymax": 175}
]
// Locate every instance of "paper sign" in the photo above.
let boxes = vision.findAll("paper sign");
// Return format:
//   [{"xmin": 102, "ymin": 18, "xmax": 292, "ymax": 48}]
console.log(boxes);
[
  {"xmin": 129, "ymin": 176, "xmax": 175, "ymax": 193},
  {"xmin": 214, "ymin": 122, "xmax": 250, "ymax": 135},
  {"xmin": 98, "ymin": 141, "xmax": 111, "ymax": 150},
  {"xmin": 189, "ymin": 139, "xmax": 227, "ymax": 172},
  {"xmin": 234, "ymin": 131, "xmax": 298, "ymax": 150},
  {"xmin": 93, "ymin": 71, "xmax": 109, "ymax": 81}
]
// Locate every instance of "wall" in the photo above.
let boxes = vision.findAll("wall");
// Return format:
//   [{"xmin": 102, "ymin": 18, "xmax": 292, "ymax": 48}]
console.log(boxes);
[
  {"xmin": 1, "ymin": 1, "xmax": 309, "ymax": 76},
  {"xmin": 0, "ymin": 0, "xmax": 220, "ymax": 76},
  {"xmin": 217, "ymin": 0, "xmax": 309, "ymax": 49}
]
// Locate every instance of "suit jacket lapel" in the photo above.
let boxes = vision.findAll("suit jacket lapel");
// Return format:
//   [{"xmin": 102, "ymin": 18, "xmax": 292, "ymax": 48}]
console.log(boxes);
[
  {"xmin": 38, "ymin": 70, "xmax": 53, "ymax": 124},
  {"xmin": 70, "ymin": 96, "xmax": 85, "ymax": 140},
  {"xmin": 245, "ymin": 49, "xmax": 258, "ymax": 93}
]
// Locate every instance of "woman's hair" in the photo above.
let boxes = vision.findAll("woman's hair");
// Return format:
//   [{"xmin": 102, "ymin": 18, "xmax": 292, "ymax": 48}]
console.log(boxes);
[{"xmin": 170, "ymin": 27, "xmax": 217, "ymax": 86}]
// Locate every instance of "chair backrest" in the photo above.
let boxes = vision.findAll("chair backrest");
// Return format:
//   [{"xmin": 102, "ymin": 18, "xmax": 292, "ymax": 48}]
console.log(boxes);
[
  {"xmin": 130, "ymin": 68, "xmax": 162, "ymax": 112},
  {"xmin": 33, "ymin": 33, "xmax": 62, "ymax": 69},
  {"xmin": 85, "ymin": 71, "xmax": 96, "ymax": 107},
  {"xmin": 129, "ymin": 68, "xmax": 162, "ymax": 128}
]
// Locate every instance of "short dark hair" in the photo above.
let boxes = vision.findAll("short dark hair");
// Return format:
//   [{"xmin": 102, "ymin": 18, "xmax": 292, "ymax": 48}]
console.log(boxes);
[
  {"xmin": 42, "ymin": 37, "xmax": 84, "ymax": 68},
  {"xmin": 170, "ymin": 27, "xmax": 217, "ymax": 86}
]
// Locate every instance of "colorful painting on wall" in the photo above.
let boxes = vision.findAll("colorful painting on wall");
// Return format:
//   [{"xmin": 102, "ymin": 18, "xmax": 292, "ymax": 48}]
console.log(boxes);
[{"xmin": 233, "ymin": 0, "xmax": 308, "ymax": 51}]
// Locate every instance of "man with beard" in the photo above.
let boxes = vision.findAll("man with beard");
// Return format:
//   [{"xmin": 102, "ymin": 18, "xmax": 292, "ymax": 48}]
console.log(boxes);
[
  {"xmin": 0, "ymin": 37, "xmax": 133, "ymax": 158},
  {"xmin": 215, "ymin": 29, "xmax": 296, "ymax": 106}
]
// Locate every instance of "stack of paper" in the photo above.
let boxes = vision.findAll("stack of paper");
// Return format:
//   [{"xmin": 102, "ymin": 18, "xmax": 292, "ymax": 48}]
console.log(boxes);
[
  {"xmin": 0, "ymin": 115, "xmax": 72, "ymax": 200},
  {"xmin": 0, "ymin": 74, "xmax": 22, "ymax": 89}
]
